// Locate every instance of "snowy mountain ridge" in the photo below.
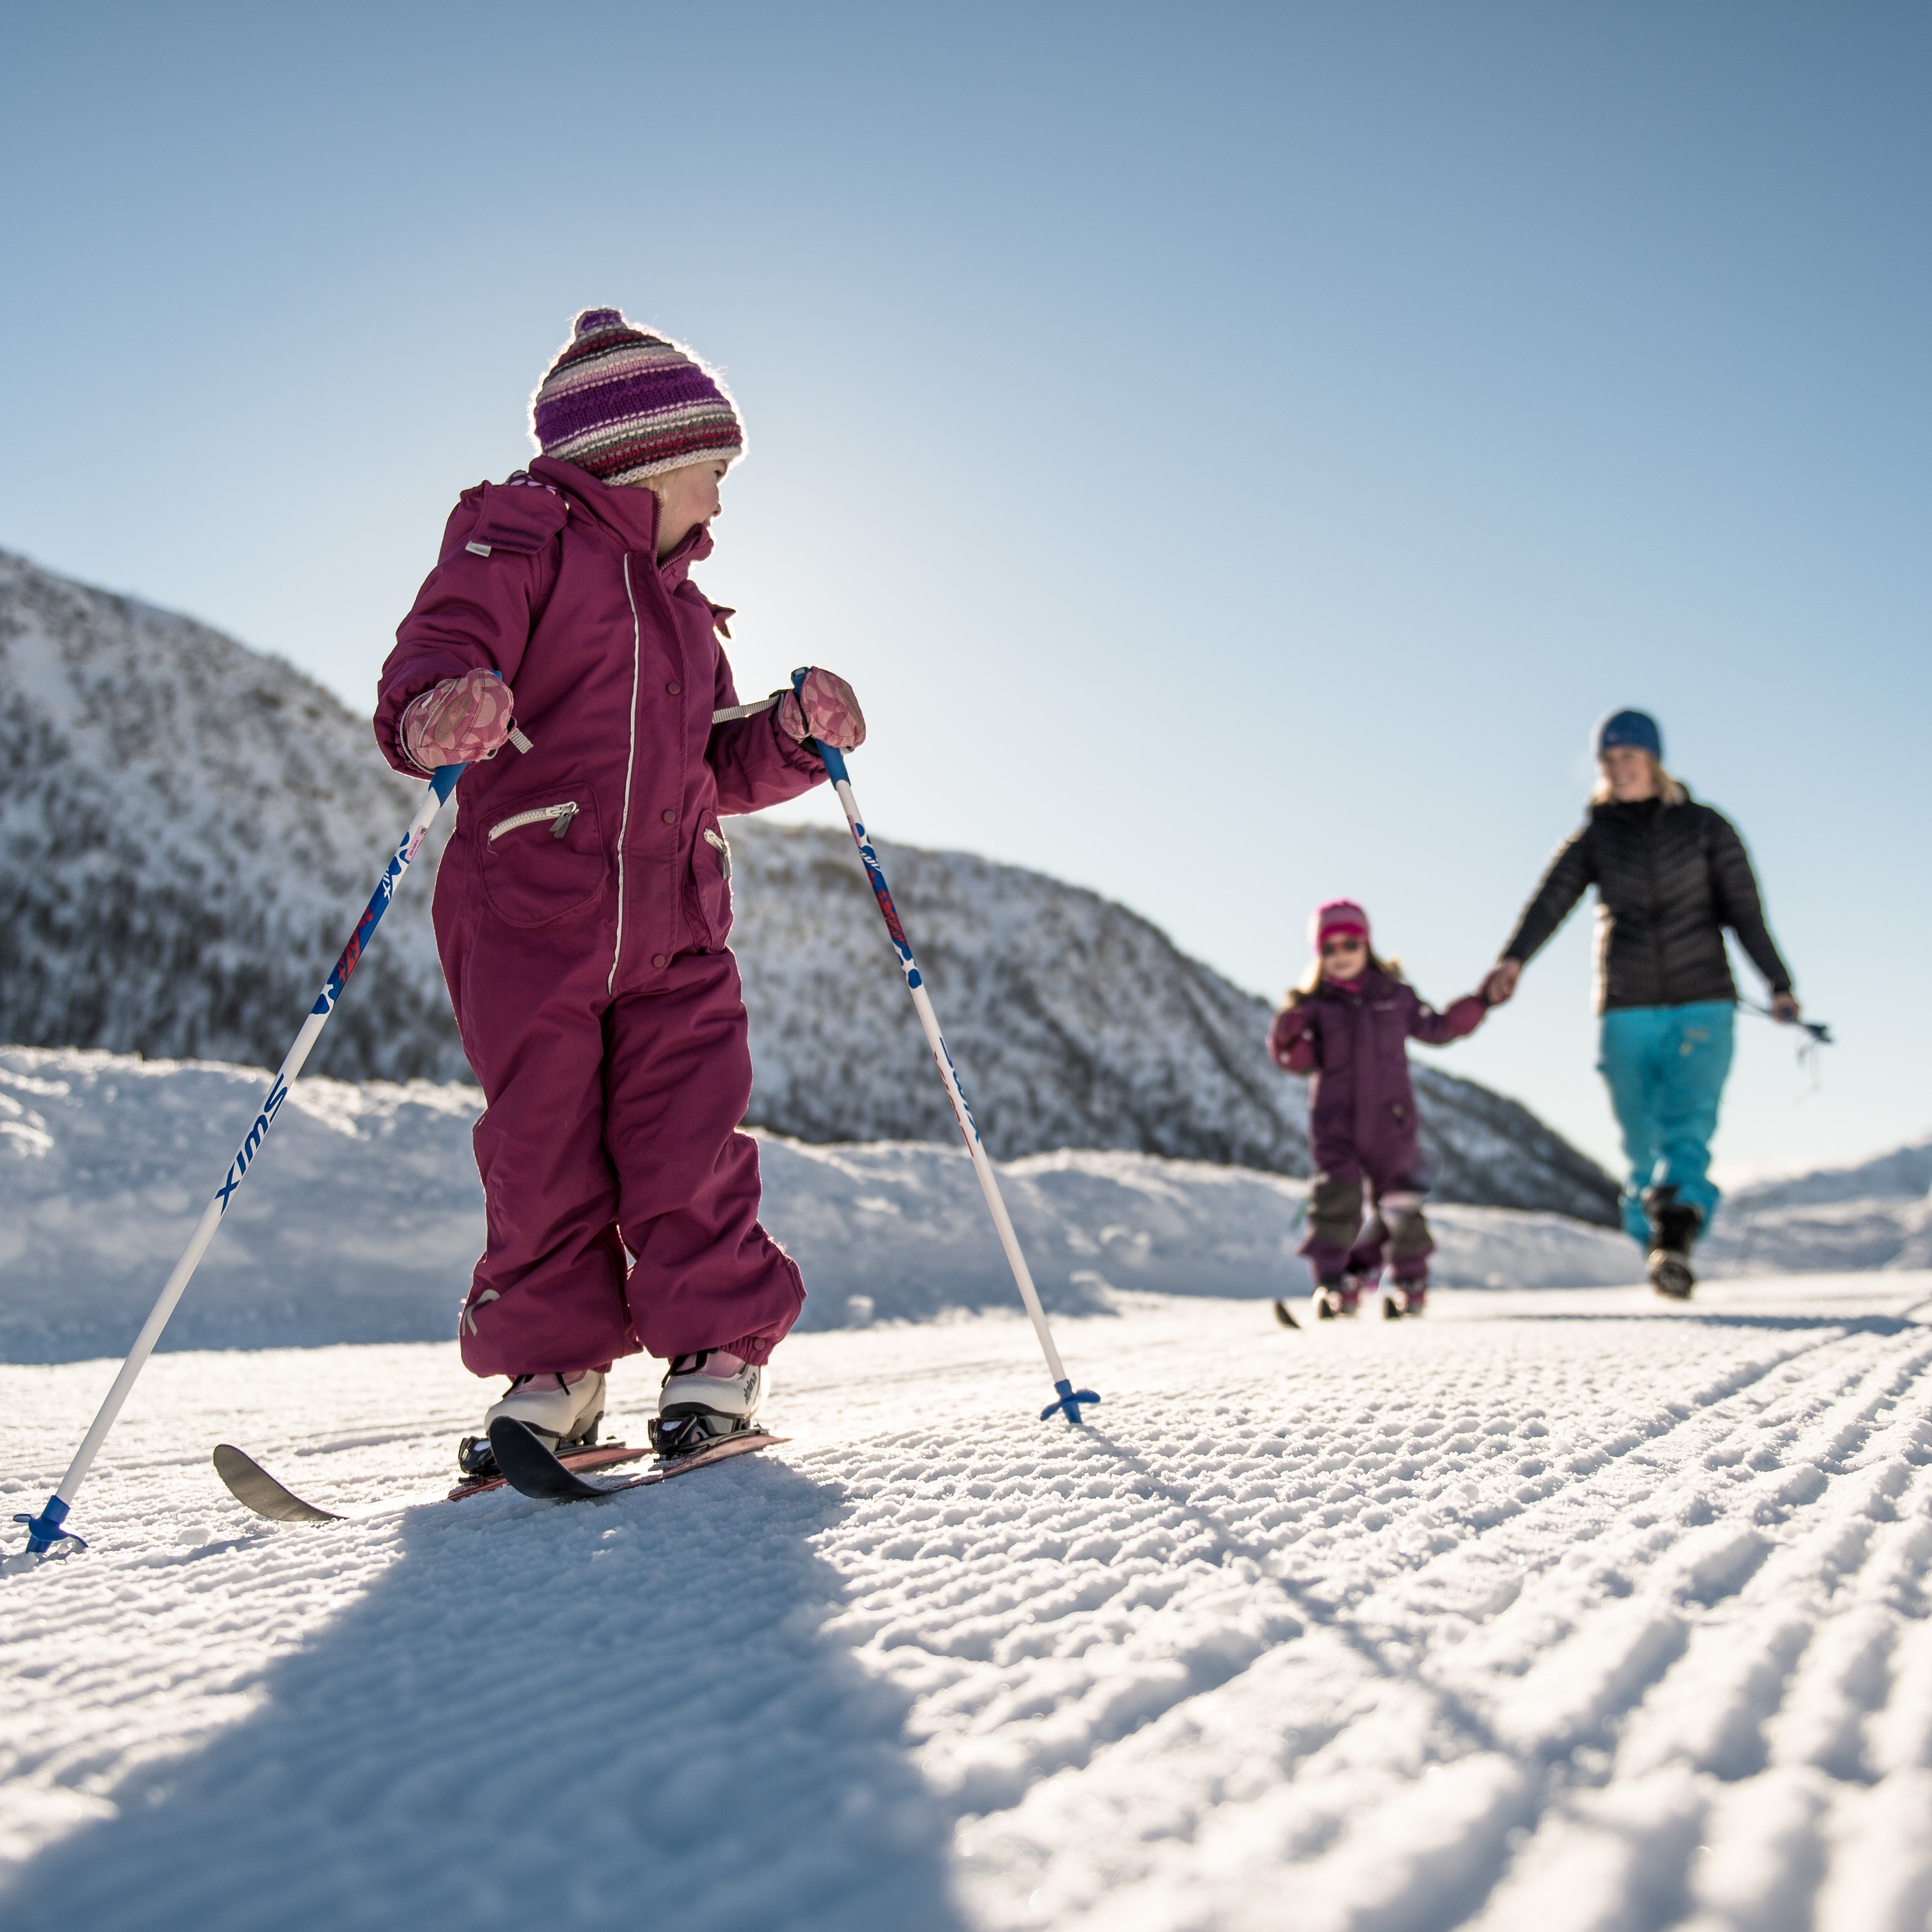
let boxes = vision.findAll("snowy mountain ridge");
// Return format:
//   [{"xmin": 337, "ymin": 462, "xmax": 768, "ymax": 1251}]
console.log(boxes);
[{"xmin": 0, "ymin": 547, "xmax": 1615, "ymax": 1219}]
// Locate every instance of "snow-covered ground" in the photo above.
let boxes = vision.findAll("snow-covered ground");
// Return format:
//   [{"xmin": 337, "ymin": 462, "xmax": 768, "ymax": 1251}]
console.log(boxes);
[
  {"xmin": 1702, "ymin": 1136, "xmax": 1932, "ymax": 1279},
  {"xmin": 4, "ymin": 1273, "xmax": 1930, "ymax": 1931},
  {"xmin": 0, "ymin": 1047, "xmax": 1639, "ymax": 1362}
]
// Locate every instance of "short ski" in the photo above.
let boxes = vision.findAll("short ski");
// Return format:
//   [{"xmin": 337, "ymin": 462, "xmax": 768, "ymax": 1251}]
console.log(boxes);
[
  {"xmin": 487, "ymin": 1416, "xmax": 782, "ymax": 1502},
  {"xmin": 211, "ymin": 1438, "xmax": 657, "ymax": 1526},
  {"xmin": 1272, "ymin": 1299, "xmax": 1301, "ymax": 1331}
]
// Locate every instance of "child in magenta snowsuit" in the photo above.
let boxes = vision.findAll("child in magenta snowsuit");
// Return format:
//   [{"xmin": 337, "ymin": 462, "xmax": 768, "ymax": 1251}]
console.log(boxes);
[
  {"xmin": 374, "ymin": 308, "xmax": 863, "ymax": 1465},
  {"xmin": 1268, "ymin": 899, "xmax": 1491, "ymax": 1317}
]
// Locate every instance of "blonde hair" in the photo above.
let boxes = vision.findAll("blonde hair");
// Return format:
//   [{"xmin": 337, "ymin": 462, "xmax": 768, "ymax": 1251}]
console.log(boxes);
[
  {"xmin": 1592, "ymin": 752, "xmax": 1686, "ymax": 807},
  {"xmin": 626, "ymin": 456, "xmax": 730, "ymax": 498},
  {"xmin": 1285, "ymin": 947, "xmax": 1405, "ymax": 1005}
]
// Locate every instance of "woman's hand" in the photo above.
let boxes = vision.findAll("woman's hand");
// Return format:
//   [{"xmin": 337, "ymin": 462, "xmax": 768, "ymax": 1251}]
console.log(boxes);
[
  {"xmin": 778, "ymin": 667, "xmax": 866, "ymax": 751},
  {"xmin": 1770, "ymin": 991, "xmax": 1802, "ymax": 1023},
  {"xmin": 401, "ymin": 667, "xmax": 515, "ymax": 772},
  {"xmin": 1483, "ymin": 958, "xmax": 1523, "ymax": 1005}
]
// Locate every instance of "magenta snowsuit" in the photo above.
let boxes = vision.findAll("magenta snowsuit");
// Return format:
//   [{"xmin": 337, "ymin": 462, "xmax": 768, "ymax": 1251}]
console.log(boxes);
[
  {"xmin": 374, "ymin": 455, "xmax": 826, "ymax": 1378},
  {"xmin": 1268, "ymin": 971, "xmax": 1487, "ymax": 1285}
]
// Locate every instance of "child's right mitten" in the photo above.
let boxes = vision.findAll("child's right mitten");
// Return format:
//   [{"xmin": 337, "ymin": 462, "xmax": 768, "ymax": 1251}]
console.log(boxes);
[
  {"xmin": 778, "ymin": 667, "xmax": 866, "ymax": 750},
  {"xmin": 1268, "ymin": 1004, "xmax": 1314, "ymax": 1070},
  {"xmin": 400, "ymin": 666, "xmax": 515, "ymax": 772}
]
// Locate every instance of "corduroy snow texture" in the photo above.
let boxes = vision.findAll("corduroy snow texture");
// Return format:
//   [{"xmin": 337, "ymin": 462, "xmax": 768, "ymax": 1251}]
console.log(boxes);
[{"xmin": 530, "ymin": 307, "xmax": 744, "ymax": 485}]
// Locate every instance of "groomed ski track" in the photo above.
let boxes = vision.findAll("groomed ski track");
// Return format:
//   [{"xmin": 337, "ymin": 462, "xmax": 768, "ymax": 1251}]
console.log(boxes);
[{"xmin": 3, "ymin": 1275, "xmax": 1930, "ymax": 1931}]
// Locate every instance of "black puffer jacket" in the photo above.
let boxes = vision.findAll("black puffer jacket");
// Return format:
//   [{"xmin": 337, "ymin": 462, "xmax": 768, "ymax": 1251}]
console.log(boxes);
[{"xmin": 1502, "ymin": 792, "xmax": 1792, "ymax": 1013}]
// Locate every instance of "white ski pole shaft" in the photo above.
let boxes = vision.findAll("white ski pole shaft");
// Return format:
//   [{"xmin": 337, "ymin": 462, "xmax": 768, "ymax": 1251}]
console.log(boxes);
[
  {"xmin": 14, "ymin": 765, "xmax": 464, "ymax": 1557},
  {"xmin": 797, "ymin": 682, "xmax": 1097, "ymax": 1424}
]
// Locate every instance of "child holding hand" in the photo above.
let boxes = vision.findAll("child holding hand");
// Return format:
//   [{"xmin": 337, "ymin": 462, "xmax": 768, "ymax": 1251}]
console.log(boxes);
[
  {"xmin": 375, "ymin": 307, "xmax": 862, "ymax": 1469},
  {"xmin": 1268, "ymin": 900, "xmax": 1493, "ymax": 1318}
]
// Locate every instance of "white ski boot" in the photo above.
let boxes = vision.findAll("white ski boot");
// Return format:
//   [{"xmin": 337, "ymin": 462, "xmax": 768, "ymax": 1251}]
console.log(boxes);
[
  {"xmin": 456, "ymin": 1369, "xmax": 606, "ymax": 1479},
  {"xmin": 1314, "ymin": 1275, "xmax": 1364, "ymax": 1320},
  {"xmin": 650, "ymin": 1350, "xmax": 763, "ymax": 1459},
  {"xmin": 1383, "ymin": 1279, "xmax": 1428, "ymax": 1320}
]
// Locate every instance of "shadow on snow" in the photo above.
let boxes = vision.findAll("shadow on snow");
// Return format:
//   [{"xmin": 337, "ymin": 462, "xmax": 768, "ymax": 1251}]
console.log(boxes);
[{"xmin": 0, "ymin": 1455, "xmax": 970, "ymax": 1932}]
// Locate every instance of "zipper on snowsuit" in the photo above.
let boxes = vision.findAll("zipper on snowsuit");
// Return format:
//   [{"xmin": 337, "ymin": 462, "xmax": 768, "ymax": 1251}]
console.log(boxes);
[
  {"xmin": 487, "ymin": 801, "xmax": 578, "ymax": 843},
  {"xmin": 611, "ymin": 555, "xmax": 645, "ymax": 994}
]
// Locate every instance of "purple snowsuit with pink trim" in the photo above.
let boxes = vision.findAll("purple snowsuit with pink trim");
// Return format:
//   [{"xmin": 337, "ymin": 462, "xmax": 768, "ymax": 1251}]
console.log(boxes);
[
  {"xmin": 374, "ymin": 455, "xmax": 826, "ymax": 1378},
  {"xmin": 1268, "ymin": 970, "xmax": 1487, "ymax": 1285}
]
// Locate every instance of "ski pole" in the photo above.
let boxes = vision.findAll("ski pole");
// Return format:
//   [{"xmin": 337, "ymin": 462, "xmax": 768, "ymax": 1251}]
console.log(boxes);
[
  {"xmin": 793, "ymin": 671, "xmax": 1099, "ymax": 1426},
  {"xmin": 13, "ymin": 763, "xmax": 465, "ymax": 1559},
  {"xmin": 1738, "ymin": 997, "xmax": 1832, "ymax": 1046}
]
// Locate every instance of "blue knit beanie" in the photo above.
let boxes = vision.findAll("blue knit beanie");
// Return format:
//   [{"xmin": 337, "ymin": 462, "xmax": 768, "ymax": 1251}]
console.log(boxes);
[{"xmin": 1594, "ymin": 708, "xmax": 1662, "ymax": 760}]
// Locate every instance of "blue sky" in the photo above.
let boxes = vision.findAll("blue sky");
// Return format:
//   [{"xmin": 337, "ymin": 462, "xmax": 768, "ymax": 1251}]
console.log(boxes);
[{"xmin": 4, "ymin": 3, "xmax": 1927, "ymax": 1183}]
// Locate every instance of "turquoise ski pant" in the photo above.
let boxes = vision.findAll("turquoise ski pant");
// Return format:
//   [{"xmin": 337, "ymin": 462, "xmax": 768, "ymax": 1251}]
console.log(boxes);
[{"xmin": 1597, "ymin": 1001, "xmax": 1735, "ymax": 1247}]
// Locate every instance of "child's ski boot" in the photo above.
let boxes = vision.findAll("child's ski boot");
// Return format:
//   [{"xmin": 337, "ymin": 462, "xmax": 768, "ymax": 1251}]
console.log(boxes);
[
  {"xmin": 1382, "ymin": 1278, "xmax": 1428, "ymax": 1320},
  {"xmin": 651, "ymin": 1350, "xmax": 764, "ymax": 1458},
  {"xmin": 1313, "ymin": 1276, "xmax": 1363, "ymax": 1320},
  {"xmin": 1643, "ymin": 1186, "xmax": 1702, "ymax": 1301},
  {"xmin": 457, "ymin": 1369, "xmax": 606, "ymax": 1479}
]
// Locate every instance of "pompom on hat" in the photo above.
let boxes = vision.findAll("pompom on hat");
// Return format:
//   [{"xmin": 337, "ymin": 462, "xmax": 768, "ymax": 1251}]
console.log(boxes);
[
  {"xmin": 530, "ymin": 307, "xmax": 745, "ymax": 485},
  {"xmin": 1311, "ymin": 899, "xmax": 1370, "ymax": 950}
]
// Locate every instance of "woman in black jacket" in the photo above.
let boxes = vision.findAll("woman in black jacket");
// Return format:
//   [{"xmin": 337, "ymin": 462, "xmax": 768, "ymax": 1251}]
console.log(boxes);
[{"xmin": 1484, "ymin": 709, "xmax": 1801, "ymax": 1298}]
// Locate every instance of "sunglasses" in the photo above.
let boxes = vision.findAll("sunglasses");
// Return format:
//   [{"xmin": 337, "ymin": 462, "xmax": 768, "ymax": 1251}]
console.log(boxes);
[{"xmin": 1320, "ymin": 937, "xmax": 1366, "ymax": 957}]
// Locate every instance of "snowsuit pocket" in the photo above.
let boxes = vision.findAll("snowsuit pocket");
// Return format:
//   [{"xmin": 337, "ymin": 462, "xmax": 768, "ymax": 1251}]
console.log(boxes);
[
  {"xmin": 690, "ymin": 815, "xmax": 734, "ymax": 947},
  {"xmin": 481, "ymin": 794, "xmax": 607, "ymax": 927}
]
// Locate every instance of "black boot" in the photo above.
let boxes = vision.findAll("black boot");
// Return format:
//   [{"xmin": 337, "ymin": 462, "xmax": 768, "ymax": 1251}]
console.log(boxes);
[{"xmin": 1643, "ymin": 1185, "xmax": 1702, "ymax": 1300}]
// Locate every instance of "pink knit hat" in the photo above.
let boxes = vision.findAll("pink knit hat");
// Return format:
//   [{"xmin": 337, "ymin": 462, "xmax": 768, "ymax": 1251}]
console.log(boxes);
[
  {"xmin": 530, "ymin": 307, "xmax": 745, "ymax": 484},
  {"xmin": 1311, "ymin": 899, "xmax": 1370, "ymax": 949}
]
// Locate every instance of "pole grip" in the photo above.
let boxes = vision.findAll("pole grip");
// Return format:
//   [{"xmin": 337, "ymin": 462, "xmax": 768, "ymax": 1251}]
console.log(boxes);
[{"xmin": 790, "ymin": 666, "xmax": 851, "ymax": 785}]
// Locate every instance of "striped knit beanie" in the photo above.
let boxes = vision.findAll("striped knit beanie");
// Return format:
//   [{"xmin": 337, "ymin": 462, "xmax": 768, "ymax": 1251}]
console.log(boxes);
[
  {"xmin": 1311, "ymin": 899, "xmax": 1370, "ymax": 949},
  {"xmin": 529, "ymin": 307, "xmax": 745, "ymax": 485}
]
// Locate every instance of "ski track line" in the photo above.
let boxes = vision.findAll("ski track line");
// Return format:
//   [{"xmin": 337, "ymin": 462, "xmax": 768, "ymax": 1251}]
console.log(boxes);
[{"xmin": 0, "ymin": 1280, "xmax": 1927, "ymax": 1932}]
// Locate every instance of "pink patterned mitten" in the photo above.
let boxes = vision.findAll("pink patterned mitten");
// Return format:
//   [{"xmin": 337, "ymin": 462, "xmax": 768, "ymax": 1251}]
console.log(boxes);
[
  {"xmin": 401, "ymin": 667, "xmax": 515, "ymax": 772},
  {"xmin": 776, "ymin": 667, "xmax": 866, "ymax": 751}
]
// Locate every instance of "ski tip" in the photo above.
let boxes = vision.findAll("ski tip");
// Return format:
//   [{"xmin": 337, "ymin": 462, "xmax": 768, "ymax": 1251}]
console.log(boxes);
[
  {"xmin": 1272, "ymin": 1299, "xmax": 1301, "ymax": 1330},
  {"xmin": 212, "ymin": 1444, "xmax": 343, "ymax": 1525},
  {"xmin": 487, "ymin": 1417, "xmax": 610, "ymax": 1500}
]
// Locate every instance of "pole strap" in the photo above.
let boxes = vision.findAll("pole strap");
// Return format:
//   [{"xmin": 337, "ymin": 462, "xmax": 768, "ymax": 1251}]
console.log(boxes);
[{"xmin": 711, "ymin": 692, "xmax": 783, "ymax": 724}]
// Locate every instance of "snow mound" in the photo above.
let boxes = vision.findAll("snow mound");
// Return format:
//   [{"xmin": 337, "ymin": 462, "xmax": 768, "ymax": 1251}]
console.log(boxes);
[
  {"xmin": 0, "ymin": 547, "xmax": 1616, "ymax": 1219},
  {"xmin": 0, "ymin": 1047, "xmax": 1638, "ymax": 1363},
  {"xmin": 1703, "ymin": 1135, "xmax": 1932, "ymax": 1277},
  {"xmin": 1, "ymin": 1275, "xmax": 1928, "ymax": 1928}
]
